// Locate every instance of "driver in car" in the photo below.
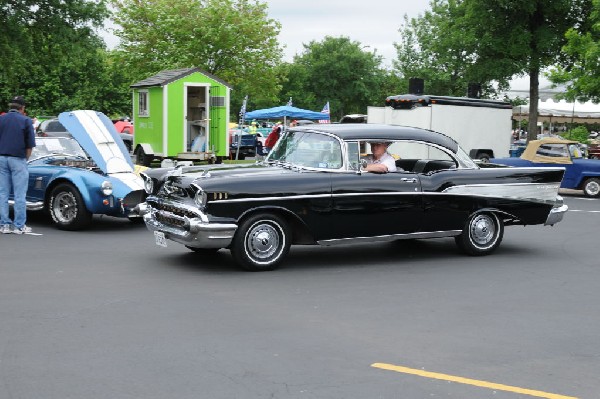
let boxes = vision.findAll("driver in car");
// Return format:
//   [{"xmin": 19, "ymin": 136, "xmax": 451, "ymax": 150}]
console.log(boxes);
[{"xmin": 362, "ymin": 141, "xmax": 398, "ymax": 173}]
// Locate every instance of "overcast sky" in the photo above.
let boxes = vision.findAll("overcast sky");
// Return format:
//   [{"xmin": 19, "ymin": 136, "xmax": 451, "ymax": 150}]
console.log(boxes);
[
  {"xmin": 264, "ymin": 0, "xmax": 428, "ymax": 64},
  {"xmin": 101, "ymin": 1, "xmax": 540, "ymax": 90}
]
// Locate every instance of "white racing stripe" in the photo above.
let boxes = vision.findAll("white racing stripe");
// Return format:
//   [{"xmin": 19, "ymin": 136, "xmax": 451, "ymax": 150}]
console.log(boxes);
[
  {"xmin": 72, "ymin": 110, "xmax": 132, "ymax": 174},
  {"xmin": 112, "ymin": 171, "xmax": 145, "ymax": 191}
]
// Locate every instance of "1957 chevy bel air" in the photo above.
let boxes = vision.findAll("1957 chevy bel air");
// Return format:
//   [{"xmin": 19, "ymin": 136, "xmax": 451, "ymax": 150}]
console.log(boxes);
[{"xmin": 137, "ymin": 124, "xmax": 568, "ymax": 271}]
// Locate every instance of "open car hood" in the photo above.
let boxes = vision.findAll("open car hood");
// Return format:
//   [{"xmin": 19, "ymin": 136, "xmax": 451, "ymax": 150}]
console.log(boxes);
[{"xmin": 58, "ymin": 110, "xmax": 134, "ymax": 174}]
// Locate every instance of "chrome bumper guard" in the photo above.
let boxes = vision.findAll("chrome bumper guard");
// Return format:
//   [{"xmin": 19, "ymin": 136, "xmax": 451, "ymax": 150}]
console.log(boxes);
[
  {"xmin": 545, "ymin": 204, "xmax": 568, "ymax": 226},
  {"xmin": 137, "ymin": 202, "xmax": 237, "ymax": 249}
]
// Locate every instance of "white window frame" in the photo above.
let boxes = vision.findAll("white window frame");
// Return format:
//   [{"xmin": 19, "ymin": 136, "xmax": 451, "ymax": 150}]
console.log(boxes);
[{"xmin": 138, "ymin": 90, "xmax": 149, "ymax": 117}]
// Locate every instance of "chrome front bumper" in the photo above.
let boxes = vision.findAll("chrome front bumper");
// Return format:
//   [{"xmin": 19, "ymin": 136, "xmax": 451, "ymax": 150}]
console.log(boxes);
[
  {"xmin": 137, "ymin": 202, "xmax": 237, "ymax": 249},
  {"xmin": 545, "ymin": 204, "xmax": 568, "ymax": 226}
]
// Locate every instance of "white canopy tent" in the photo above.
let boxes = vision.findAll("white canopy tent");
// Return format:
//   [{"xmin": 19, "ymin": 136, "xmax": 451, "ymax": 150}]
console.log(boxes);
[{"xmin": 513, "ymin": 99, "xmax": 600, "ymax": 124}]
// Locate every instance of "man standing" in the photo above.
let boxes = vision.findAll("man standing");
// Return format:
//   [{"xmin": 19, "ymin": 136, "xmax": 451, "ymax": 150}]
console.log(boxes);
[{"xmin": 0, "ymin": 96, "xmax": 36, "ymax": 234}]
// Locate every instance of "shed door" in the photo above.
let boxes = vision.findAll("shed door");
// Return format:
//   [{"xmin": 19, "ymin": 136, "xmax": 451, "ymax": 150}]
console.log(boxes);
[{"xmin": 185, "ymin": 85, "xmax": 209, "ymax": 152}]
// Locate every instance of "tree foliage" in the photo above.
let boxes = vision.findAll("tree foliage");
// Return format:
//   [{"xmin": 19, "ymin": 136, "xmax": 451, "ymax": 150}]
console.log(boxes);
[
  {"xmin": 394, "ymin": 0, "xmax": 591, "ymax": 140},
  {"xmin": 394, "ymin": 1, "xmax": 495, "ymax": 97},
  {"xmin": 278, "ymin": 36, "xmax": 396, "ymax": 120},
  {"xmin": 110, "ymin": 0, "xmax": 283, "ymax": 114},
  {"xmin": 0, "ymin": 0, "xmax": 119, "ymax": 115},
  {"xmin": 548, "ymin": 0, "xmax": 600, "ymax": 102}
]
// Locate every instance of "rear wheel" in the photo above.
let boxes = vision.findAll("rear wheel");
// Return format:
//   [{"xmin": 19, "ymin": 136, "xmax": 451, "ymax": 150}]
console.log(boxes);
[
  {"xmin": 49, "ymin": 183, "xmax": 92, "ymax": 230},
  {"xmin": 455, "ymin": 212, "xmax": 504, "ymax": 256},
  {"xmin": 583, "ymin": 178, "xmax": 600, "ymax": 198},
  {"xmin": 230, "ymin": 213, "xmax": 291, "ymax": 271}
]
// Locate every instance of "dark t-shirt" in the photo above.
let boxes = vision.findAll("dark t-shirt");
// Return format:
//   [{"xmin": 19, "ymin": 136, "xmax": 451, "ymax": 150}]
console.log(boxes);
[{"xmin": 0, "ymin": 110, "xmax": 36, "ymax": 158}]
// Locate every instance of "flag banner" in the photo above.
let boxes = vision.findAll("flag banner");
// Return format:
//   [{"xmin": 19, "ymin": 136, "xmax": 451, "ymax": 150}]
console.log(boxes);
[
  {"xmin": 239, "ymin": 95, "xmax": 248, "ymax": 119},
  {"xmin": 319, "ymin": 102, "xmax": 330, "ymax": 123}
]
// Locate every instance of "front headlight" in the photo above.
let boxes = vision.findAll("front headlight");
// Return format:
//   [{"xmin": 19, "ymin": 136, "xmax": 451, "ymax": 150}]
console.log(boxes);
[
  {"xmin": 101, "ymin": 181, "xmax": 113, "ymax": 196},
  {"xmin": 141, "ymin": 173, "xmax": 154, "ymax": 194},
  {"xmin": 194, "ymin": 187, "xmax": 207, "ymax": 208}
]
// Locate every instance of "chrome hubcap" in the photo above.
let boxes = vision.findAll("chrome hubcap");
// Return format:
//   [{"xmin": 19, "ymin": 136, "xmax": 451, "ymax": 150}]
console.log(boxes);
[
  {"xmin": 470, "ymin": 214, "xmax": 495, "ymax": 246},
  {"xmin": 246, "ymin": 222, "xmax": 280, "ymax": 260},
  {"xmin": 53, "ymin": 192, "xmax": 78, "ymax": 223},
  {"xmin": 585, "ymin": 181, "xmax": 600, "ymax": 196}
]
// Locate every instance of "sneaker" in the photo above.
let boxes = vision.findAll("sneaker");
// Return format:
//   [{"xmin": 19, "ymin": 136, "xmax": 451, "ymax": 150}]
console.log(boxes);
[
  {"xmin": 0, "ymin": 225, "xmax": 11, "ymax": 234},
  {"xmin": 13, "ymin": 225, "xmax": 32, "ymax": 235}
]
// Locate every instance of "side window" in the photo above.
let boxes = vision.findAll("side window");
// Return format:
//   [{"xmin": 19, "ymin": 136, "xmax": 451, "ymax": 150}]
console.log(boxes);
[
  {"xmin": 347, "ymin": 142, "xmax": 360, "ymax": 170},
  {"xmin": 387, "ymin": 141, "xmax": 457, "ymax": 173},
  {"xmin": 536, "ymin": 144, "xmax": 568, "ymax": 158},
  {"xmin": 138, "ymin": 91, "xmax": 149, "ymax": 117},
  {"xmin": 387, "ymin": 141, "xmax": 454, "ymax": 162}
]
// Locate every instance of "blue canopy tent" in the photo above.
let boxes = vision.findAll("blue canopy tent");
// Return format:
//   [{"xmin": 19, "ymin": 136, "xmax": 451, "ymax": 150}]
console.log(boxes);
[{"xmin": 245, "ymin": 105, "xmax": 329, "ymax": 124}]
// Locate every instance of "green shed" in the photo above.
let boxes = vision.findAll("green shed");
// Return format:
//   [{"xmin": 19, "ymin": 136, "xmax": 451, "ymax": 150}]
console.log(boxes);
[{"xmin": 130, "ymin": 68, "xmax": 232, "ymax": 165}]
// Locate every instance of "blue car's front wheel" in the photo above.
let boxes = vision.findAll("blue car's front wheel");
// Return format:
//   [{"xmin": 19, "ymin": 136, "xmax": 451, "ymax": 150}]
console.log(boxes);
[
  {"xmin": 583, "ymin": 178, "xmax": 600, "ymax": 198},
  {"xmin": 49, "ymin": 183, "xmax": 92, "ymax": 230}
]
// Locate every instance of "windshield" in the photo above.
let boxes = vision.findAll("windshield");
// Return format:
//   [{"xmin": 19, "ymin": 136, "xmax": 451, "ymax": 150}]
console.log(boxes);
[
  {"xmin": 267, "ymin": 130, "xmax": 343, "ymax": 169},
  {"xmin": 31, "ymin": 137, "xmax": 88, "ymax": 160}
]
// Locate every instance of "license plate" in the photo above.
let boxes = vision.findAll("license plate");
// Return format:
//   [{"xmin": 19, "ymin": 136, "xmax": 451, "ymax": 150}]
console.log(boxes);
[{"xmin": 154, "ymin": 231, "xmax": 167, "ymax": 247}]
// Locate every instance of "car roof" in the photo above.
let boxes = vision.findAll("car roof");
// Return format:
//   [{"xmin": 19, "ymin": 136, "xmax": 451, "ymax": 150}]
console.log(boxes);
[{"xmin": 290, "ymin": 123, "xmax": 459, "ymax": 152}]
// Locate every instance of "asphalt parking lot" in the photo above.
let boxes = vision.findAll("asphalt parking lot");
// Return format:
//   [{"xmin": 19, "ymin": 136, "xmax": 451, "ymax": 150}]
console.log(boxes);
[{"xmin": 1, "ymin": 194, "xmax": 598, "ymax": 398}]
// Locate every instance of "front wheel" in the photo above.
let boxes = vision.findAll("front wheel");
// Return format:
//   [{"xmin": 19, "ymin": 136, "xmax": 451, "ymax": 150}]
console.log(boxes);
[
  {"xmin": 230, "ymin": 213, "xmax": 291, "ymax": 271},
  {"xmin": 455, "ymin": 212, "xmax": 504, "ymax": 256},
  {"xmin": 49, "ymin": 183, "xmax": 93, "ymax": 230},
  {"xmin": 582, "ymin": 177, "xmax": 600, "ymax": 198}
]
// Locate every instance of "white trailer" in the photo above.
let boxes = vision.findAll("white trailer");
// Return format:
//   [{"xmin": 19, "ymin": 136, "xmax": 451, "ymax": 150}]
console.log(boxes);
[{"xmin": 367, "ymin": 95, "xmax": 513, "ymax": 161}]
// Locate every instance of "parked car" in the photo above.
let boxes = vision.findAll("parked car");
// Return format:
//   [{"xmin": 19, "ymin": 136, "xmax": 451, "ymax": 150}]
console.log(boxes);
[
  {"xmin": 229, "ymin": 131, "xmax": 261, "ymax": 160},
  {"xmin": 38, "ymin": 117, "xmax": 134, "ymax": 152},
  {"xmin": 137, "ymin": 124, "xmax": 567, "ymax": 271},
  {"xmin": 490, "ymin": 137, "xmax": 600, "ymax": 197},
  {"xmin": 25, "ymin": 110, "xmax": 146, "ymax": 230}
]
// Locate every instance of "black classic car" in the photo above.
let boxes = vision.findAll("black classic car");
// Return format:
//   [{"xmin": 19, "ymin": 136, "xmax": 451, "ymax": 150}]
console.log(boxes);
[{"xmin": 137, "ymin": 124, "xmax": 568, "ymax": 271}]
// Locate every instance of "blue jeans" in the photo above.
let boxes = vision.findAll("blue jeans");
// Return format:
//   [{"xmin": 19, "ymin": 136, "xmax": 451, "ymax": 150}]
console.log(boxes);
[{"xmin": 0, "ymin": 156, "xmax": 29, "ymax": 228}]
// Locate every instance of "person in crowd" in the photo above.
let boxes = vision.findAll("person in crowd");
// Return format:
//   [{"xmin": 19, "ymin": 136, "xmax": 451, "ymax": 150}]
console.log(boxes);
[
  {"xmin": 264, "ymin": 123, "xmax": 281, "ymax": 153},
  {"xmin": 249, "ymin": 120, "xmax": 258, "ymax": 134},
  {"xmin": 362, "ymin": 141, "xmax": 397, "ymax": 173},
  {"xmin": 0, "ymin": 96, "xmax": 36, "ymax": 234}
]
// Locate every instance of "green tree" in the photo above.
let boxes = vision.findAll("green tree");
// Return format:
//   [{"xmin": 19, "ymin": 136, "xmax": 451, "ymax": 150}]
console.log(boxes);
[
  {"xmin": 110, "ymin": 0, "xmax": 283, "ymax": 116},
  {"xmin": 394, "ymin": 0, "xmax": 591, "ymax": 141},
  {"xmin": 279, "ymin": 36, "xmax": 390, "ymax": 120},
  {"xmin": 548, "ymin": 0, "xmax": 600, "ymax": 102},
  {"xmin": 0, "ymin": 0, "xmax": 111, "ymax": 115},
  {"xmin": 394, "ymin": 3, "xmax": 496, "ymax": 97}
]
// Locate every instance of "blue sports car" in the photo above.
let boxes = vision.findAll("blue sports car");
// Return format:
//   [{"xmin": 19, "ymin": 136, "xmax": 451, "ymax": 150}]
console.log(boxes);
[
  {"xmin": 490, "ymin": 137, "xmax": 600, "ymax": 198},
  {"xmin": 23, "ymin": 110, "xmax": 146, "ymax": 230}
]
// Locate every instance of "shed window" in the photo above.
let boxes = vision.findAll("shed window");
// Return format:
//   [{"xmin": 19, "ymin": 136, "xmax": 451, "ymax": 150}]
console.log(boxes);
[{"xmin": 138, "ymin": 90, "xmax": 149, "ymax": 117}]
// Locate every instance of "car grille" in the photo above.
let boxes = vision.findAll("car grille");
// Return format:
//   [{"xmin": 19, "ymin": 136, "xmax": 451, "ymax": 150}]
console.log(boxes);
[
  {"xmin": 147, "ymin": 199, "xmax": 200, "ymax": 219},
  {"xmin": 155, "ymin": 211, "xmax": 186, "ymax": 227}
]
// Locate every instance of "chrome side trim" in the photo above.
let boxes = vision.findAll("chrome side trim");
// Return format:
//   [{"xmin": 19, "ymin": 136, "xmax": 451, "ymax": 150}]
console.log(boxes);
[
  {"xmin": 208, "ymin": 184, "xmax": 561, "ymax": 204},
  {"xmin": 317, "ymin": 230, "xmax": 462, "ymax": 246},
  {"xmin": 442, "ymin": 182, "xmax": 561, "ymax": 204},
  {"xmin": 16, "ymin": 200, "xmax": 45, "ymax": 211}
]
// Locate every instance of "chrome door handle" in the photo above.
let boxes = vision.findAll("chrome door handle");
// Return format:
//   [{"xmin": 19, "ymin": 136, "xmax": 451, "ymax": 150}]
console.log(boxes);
[{"xmin": 401, "ymin": 178, "xmax": 418, "ymax": 183}]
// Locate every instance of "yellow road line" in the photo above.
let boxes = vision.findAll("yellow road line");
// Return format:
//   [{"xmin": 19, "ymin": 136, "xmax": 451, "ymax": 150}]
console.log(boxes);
[{"xmin": 371, "ymin": 363, "xmax": 578, "ymax": 399}]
